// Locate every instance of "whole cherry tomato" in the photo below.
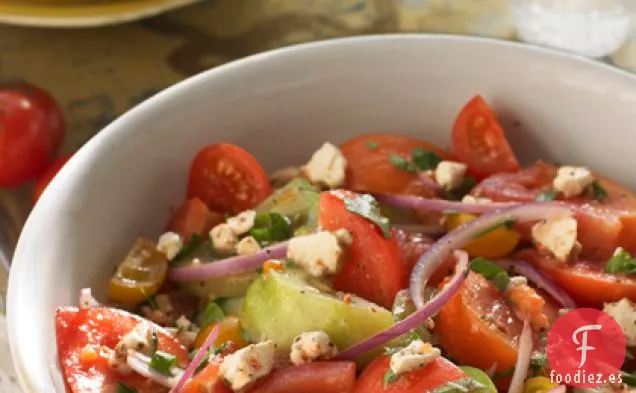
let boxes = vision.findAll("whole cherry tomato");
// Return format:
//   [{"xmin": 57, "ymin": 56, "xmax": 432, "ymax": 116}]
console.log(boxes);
[{"xmin": 32, "ymin": 154, "xmax": 72, "ymax": 204}]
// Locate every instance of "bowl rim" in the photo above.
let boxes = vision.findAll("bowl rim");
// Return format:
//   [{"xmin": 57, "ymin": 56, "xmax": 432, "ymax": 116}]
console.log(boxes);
[{"xmin": 8, "ymin": 33, "xmax": 636, "ymax": 392}]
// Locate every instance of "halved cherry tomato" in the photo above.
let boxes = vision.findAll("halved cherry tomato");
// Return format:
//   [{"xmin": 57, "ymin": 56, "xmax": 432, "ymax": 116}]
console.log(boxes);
[
  {"xmin": 167, "ymin": 197, "xmax": 224, "ymax": 241},
  {"xmin": 55, "ymin": 307, "xmax": 188, "ymax": 393},
  {"xmin": 187, "ymin": 143, "xmax": 271, "ymax": 214},
  {"xmin": 340, "ymin": 133, "xmax": 453, "ymax": 197},
  {"xmin": 107, "ymin": 238, "xmax": 168, "ymax": 306},
  {"xmin": 249, "ymin": 362, "xmax": 356, "ymax": 393},
  {"xmin": 444, "ymin": 213, "xmax": 520, "ymax": 259},
  {"xmin": 451, "ymin": 95, "xmax": 519, "ymax": 178},
  {"xmin": 434, "ymin": 272, "xmax": 557, "ymax": 382},
  {"xmin": 396, "ymin": 230, "xmax": 458, "ymax": 287},
  {"xmin": 194, "ymin": 316, "xmax": 249, "ymax": 349},
  {"xmin": 353, "ymin": 356, "xmax": 466, "ymax": 393},
  {"xmin": 518, "ymin": 248, "xmax": 636, "ymax": 308},
  {"xmin": 319, "ymin": 190, "xmax": 406, "ymax": 308},
  {"xmin": 32, "ymin": 154, "xmax": 72, "ymax": 204},
  {"xmin": 182, "ymin": 358, "xmax": 232, "ymax": 393}
]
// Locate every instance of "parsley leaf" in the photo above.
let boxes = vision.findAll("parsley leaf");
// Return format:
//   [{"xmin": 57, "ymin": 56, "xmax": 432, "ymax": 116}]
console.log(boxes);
[
  {"xmin": 389, "ymin": 154, "xmax": 417, "ymax": 172},
  {"xmin": 411, "ymin": 148, "xmax": 442, "ymax": 171},
  {"xmin": 196, "ymin": 301, "xmax": 225, "ymax": 329},
  {"xmin": 529, "ymin": 352, "xmax": 548, "ymax": 375},
  {"xmin": 535, "ymin": 190, "xmax": 557, "ymax": 202},
  {"xmin": 117, "ymin": 382, "xmax": 138, "ymax": 393},
  {"xmin": 469, "ymin": 258, "xmax": 510, "ymax": 292},
  {"xmin": 149, "ymin": 351, "xmax": 177, "ymax": 376},
  {"xmin": 605, "ymin": 248, "xmax": 636, "ymax": 275},
  {"xmin": 366, "ymin": 141, "xmax": 379, "ymax": 150},
  {"xmin": 473, "ymin": 219, "xmax": 516, "ymax": 238},
  {"xmin": 171, "ymin": 233, "xmax": 201, "ymax": 264},
  {"xmin": 383, "ymin": 369, "xmax": 399, "ymax": 387},
  {"xmin": 592, "ymin": 180, "xmax": 608, "ymax": 201},
  {"xmin": 623, "ymin": 372, "xmax": 636, "ymax": 387},
  {"xmin": 431, "ymin": 377, "xmax": 486, "ymax": 393},
  {"xmin": 343, "ymin": 194, "xmax": 391, "ymax": 238}
]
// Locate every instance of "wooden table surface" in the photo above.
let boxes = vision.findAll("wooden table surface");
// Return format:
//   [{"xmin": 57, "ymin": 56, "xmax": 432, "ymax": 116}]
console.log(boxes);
[{"xmin": 1, "ymin": 0, "xmax": 636, "ymax": 390}]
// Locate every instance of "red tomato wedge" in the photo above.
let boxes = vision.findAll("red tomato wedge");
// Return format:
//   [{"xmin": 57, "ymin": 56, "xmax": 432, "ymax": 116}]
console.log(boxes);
[
  {"xmin": 434, "ymin": 272, "xmax": 557, "ymax": 381},
  {"xmin": 55, "ymin": 307, "xmax": 188, "ymax": 393},
  {"xmin": 187, "ymin": 143, "xmax": 271, "ymax": 214},
  {"xmin": 353, "ymin": 356, "xmax": 466, "ymax": 393},
  {"xmin": 167, "ymin": 197, "xmax": 224, "ymax": 241},
  {"xmin": 249, "ymin": 362, "xmax": 356, "ymax": 393},
  {"xmin": 518, "ymin": 248, "xmax": 636, "ymax": 308},
  {"xmin": 32, "ymin": 154, "xmax": 72, "ymax": 204},
  {"xmin": 451, "ymin": 95, "xmax": 519, "ymax": 178},
  {"xmin": 340, "ymin": 133, "xmax": 453, "ymax": 197},
  {"xmin": 319, "ymin": 190, "xmax": 407, "ymax": 309}
]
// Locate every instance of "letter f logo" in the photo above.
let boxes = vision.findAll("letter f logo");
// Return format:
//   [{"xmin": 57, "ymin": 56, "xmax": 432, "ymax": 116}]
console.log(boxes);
[{"xmin": 572, "ymin": 324, "xmax": 602, "ymax": 368}]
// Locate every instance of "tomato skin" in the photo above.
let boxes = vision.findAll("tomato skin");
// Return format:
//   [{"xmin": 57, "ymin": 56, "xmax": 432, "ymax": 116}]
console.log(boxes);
[
  {"xmin": 32, "ymin": 154, "xmax": 72, "ymax": 204},
  {"xmin": 319, "ymin": 190, "xmax": 407, "ymax": 309},
  {"xmin": 353, "ymin": 356, "xmax": 466, "ymax": 393},
  {"xmin": 249, "ymin": 362, "xmax": 356, "ymax": 393},
  {"xmin": 167, "ymin": 197, "xmax": 224, "ymax": 241},
  {"xmin": 340, "ymin": 133, "xmax": 453, "ymax": 197},
  {"xmin": 0, "ymin": 90, "xmax": 54, "ymax": 187},
  {"xmin": 187, "ymin": 143, "xmax": 271, "ymax": 214},
  {"xmin": 451, "ymin": 95, "xmax": 519, "ymax": 178},
  {"xmin": 518, "ymin": 248, "xmax": 636, "ymax": 308},
  {"xmin": 55, "ymin": 307, "xmax": 189, "ymax": 393}
]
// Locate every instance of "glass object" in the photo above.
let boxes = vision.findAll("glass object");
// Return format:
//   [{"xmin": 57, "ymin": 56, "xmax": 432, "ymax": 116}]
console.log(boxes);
[{"xmin": 512, "ymin": 0, "xmax": 632, "ymax": 58}]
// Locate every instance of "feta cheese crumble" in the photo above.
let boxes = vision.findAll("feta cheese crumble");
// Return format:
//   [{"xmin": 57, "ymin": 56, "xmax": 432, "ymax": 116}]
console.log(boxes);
[
  {"xmin": 435, "ymin": 161, "xmax": 467, "ymax": 190},
  {"xmin": 390, "ymin": 340, "xmax": 441, "ymax": 376},
  {"xmin": 220, "ymin": 340, "xmax": 276, "ymax": 391},
  {"xmin": 287, "ymin": 231, "xmax": 347, "ymax": 277},
  {"xmin": 553, "ymin": 166, "xmax": 594, "ymax": 198},
  {"xmin": 603, "ymin": 298, "xmax": 636, "ymax": 346},
  {"xmin": 303, "ymin": 143, "xmax": 347, "ymax": 189},
  {"xmin": 157, "ymin": 231, "xmax": 183, "ymax": 260},
  {"xmin": 210, "ymin": 223, "xmax": 239, "ymax": 254},
  {"xmin": 290, "ymin": 331, "xmax": 338, "ymax": 365},
  {"xmin": 532, "ymin": 214, "xmax": 578, "ymax": 261},
  {"xmin": 236, "ymin": 236, "xmax": 261, "ymax": 256},
  {"xmin": 227, "ymin": 210, "xmax": 257, "ymax": 235}
]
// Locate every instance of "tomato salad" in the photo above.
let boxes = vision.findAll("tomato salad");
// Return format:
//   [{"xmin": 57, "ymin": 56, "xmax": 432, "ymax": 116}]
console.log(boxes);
[{"xmin": 56, "ymin": 96, "xmax": 636, "ymax": 393}]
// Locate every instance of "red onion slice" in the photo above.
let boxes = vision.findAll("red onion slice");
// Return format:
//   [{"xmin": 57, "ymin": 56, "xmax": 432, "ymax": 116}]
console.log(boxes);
[
  {"xmin": 508, "ymin": 320, "xmax": 533, "ymax": 393},
  {"xmin": 127, "ymin": 352, "xmax": 184, "ymax": 388},
  {"xmin": 335, "ymin": 250, "xmax": 469, "ymax": 360},
  {"xmin": 169, "ymin": 241, "xmax": 288, "ymax": 282},
  {"xmin": 171, "ymin": 324, "xmax": 220, "ymax": 393},
  {"xmin": 495, "ymin": 259, "xmax": 577, "ymax": 309},
  {"xmin": 375, "ymin": 193, "xmax": 519, "ymax": 214},
  {"xmin": 410, "ymin": 203, "xmax": 573, "ymax": 308}
]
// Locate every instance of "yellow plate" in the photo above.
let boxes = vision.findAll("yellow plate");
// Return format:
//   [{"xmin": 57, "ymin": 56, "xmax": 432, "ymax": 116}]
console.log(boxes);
[{"xmin": 0, "ymin": 0, "xmax": 203, "ymax": 28}]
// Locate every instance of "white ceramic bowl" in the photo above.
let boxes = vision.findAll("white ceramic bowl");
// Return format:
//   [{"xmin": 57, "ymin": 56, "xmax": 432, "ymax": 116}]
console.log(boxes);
[{"xmin": 8, "ymin": 35, "xmax": 636, "ymax": 392}]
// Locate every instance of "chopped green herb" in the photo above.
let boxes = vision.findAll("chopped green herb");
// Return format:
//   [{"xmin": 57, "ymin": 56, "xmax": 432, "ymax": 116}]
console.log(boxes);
[
  {"xmin": 117, "ymin": 382, "xmax": 138, "ymax": 393},
  {"xmin": 605, "ymin": 248, "xmax": 636, "ymax": 275},
  {"xmin": 535, "ymin": 190, "xmax": 558, "ymax": 202},
  {"xmin": 196, "ymin": 301, "xmax": 225, "ymax": 329},
  {"xmin": 282, "ymin": 259, "xmax": 295, "ymax": 268},
  {"xmin": 249, "ymin": 212, "xmax": 293, "ymax": 246},
  {"xmin": 149, "ymin": 351, "xmax": 177, "ymax": 376},
  {"xmin": 366, "ymin": 141, "xmax": 379, "ymax": 150},
  {"xmin": 343, "ymin": 194, "xmax": 391, "ymax": 238},
  {"xmin": 139, "ymin": 287, "xmax": 157, "ymax": 310},
  {"xmin": 173, "ymin": 233, "xmax": 201, "ymax": 262},
  {"xmin": 411, "ymin": 148, "xmax": 442, "ymax": 171},
  {"xmin": 473, "ymin": 219, "xmax": 516, "ymax": 239},
  {"xmin": 469, "ymin": 258, "xmax": 510, "ymax": 292},
  {"xmin": 445, "ymin": 177, "xmax": 477, "ymax": 201},
  {"xmin": 383, "ymin": 369, "xmax": 399, "ymax": 387},
  {"xmin": 431, "ymin": 377, "xmax": 486, "ymax": 393},
  {"xmin": 591, "ymin": 180, "xmax": 608, "ymax": 201},
  {"xmin": 529, "ymin": 352, "xmax": 548, "ymax": 375},
  {"xmin": 623, "ymin": 372, "xmax": 636, "ymax": 387},
  {"xmin": 389, "ymin": 154, "xmax": 417, "ymax": 172}
]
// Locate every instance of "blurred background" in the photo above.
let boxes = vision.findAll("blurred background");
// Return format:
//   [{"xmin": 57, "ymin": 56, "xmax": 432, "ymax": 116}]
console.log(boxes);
[{"xmin": 0, "ymin": 0, "xmax": 635, "ymax": 388}]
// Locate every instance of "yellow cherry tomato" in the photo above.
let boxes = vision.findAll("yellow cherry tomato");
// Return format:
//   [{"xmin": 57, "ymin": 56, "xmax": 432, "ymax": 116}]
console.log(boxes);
[
  {"xmin": 107, "ymin": 237, "xmax": 168, "ymax": 306},
  {"xmin": 524, "ymin": 377, "xmax": 557, "ymax": 393},
  {"xmin": 194, "ymin": 316, "xmax": 249, "ymax": 349},
  {"xmin": 444, "ymin": 213, "xmax": 520, "ymax": 258}
]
